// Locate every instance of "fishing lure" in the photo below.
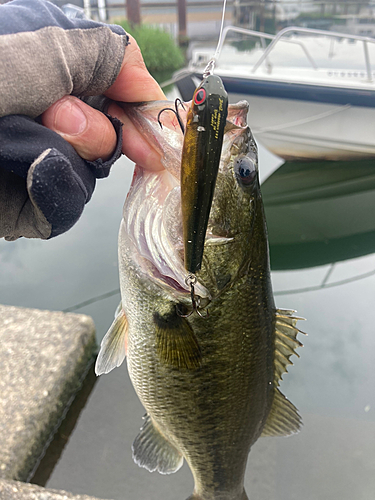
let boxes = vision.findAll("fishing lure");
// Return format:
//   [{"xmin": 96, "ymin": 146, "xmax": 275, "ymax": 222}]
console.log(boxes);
[
  {"xmin": 158, "ymin": 0, "xmax": 229, "ymax": 316},
  {"xmin": 181, "ymin": 74, "xmax": 228, "ymax": 275},
  {"xmin": 157, "ymin": 73, "xmax": 228, "ymax": 317}
]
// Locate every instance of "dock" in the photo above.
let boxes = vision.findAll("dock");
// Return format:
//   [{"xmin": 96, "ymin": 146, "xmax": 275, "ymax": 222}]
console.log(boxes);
[{"xmin": 0, "ymin": 304, "xmax": 102, "ymax": 499}]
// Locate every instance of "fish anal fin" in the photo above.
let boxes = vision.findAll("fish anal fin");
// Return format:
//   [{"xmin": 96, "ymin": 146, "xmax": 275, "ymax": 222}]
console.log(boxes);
[
  {"xmin": 95, "ymin": 305, "xmax": 128, "ymax": 376},
  {"xmin": 154, "ymin": 311, "xmax": 202, "ymax": 370},
  {"xmin": 132, "ymin": 414, "xmax": 183, "ymax": 475},
  {"xmin": 261, "ymin": 388, "xmax": 302, "ymax": 437},
  {"xmin": 274, "ymin": 308, "xmax": 305, "ymax": 387}
]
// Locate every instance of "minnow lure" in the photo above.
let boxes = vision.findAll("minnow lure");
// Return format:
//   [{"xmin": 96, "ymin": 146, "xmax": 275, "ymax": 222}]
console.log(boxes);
[{"xmin": 181, "ymin": 74, "xmax": 228, "ymax": 277}]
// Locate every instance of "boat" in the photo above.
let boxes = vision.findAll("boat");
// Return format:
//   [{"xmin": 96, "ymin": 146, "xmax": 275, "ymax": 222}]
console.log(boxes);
[{"xmin": 175, "ymin": 26, "xmax": 375, "ymax": 161}]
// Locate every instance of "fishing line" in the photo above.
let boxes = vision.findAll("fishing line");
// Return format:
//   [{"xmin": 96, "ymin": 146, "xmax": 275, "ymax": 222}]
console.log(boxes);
[
  {"xmin": 214, "ymin": 0, "xmax": 228, "ymax": 62},
  {"xmin": 203, "ymin": 0, "xmax": 227, "ymax": 77},
  {"xmin": 274, "ymin": 267, "xmax": 375, "ymax": 296},
  {"xmin": 63, "ymin": 288, "xmax": 120, "ymax": 313}
]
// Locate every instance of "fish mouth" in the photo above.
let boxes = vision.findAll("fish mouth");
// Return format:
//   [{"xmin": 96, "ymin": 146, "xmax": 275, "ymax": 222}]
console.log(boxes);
[
  {"xmin": 124, "ymin": 167, "xmax": 238, "ymax": 301},
  {"xmin": 123, "ymin": 167, "xmax": 211, "ymax": 299}
]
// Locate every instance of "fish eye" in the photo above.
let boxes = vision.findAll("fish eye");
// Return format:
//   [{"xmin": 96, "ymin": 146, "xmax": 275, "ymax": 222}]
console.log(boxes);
[
  {"xmin": 194, "ymin": 88, "xmax": 206, "ymax": 106},
  {"xmin": 234, "ymin": 156, "xmax": 257, "ymax": 186}
]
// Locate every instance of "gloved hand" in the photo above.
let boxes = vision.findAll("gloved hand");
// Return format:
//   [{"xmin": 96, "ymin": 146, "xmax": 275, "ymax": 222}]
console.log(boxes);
[{"xmin": 0, "ymin": 0, "xmax": 164, "ymax": 241}]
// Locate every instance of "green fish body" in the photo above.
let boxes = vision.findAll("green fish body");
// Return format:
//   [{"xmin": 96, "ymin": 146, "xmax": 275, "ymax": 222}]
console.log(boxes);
[{"xmin": 96, "ymin": 100, "xmax": 303, "ymax": 500}]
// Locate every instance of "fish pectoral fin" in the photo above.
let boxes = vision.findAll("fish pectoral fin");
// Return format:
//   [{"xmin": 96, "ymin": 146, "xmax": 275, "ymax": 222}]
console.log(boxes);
[
  {"xmin": 261, "ymin": 388, "xmax": 302, "ymax": 437},
  {"xmin": 132, "ymin": 414, "xmax": 183, "ymax": 475},
  {"xmin": 154, "ymin": 311, "xmax": 202, "ymax": 370},
  {"xmin": 95, "ymin": 305, "xmax": 128, "ymax": 376}
]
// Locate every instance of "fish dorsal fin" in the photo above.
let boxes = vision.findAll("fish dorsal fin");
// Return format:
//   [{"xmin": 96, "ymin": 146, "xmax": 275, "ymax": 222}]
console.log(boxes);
[
  {"xmin": 261, "ymin": 388, "xmax": 302, "ymax": 437},
  {"xmin": 132, "ymin": 414, "xmax": 183, "ymax": 474},
  {"xmin": 261, "ymin": 309, "xmax": 305, "ymax": 437},
  {"xmin": 273, "ymin": 308, "xmax": 305, "ymax": 387},
  {"xmin": 95, "ymin": 304, "xmax": 128, "ymax": 375},
  {"xmin": 154, "ymin": 311, "xmax": 202, "ymax": 370}
]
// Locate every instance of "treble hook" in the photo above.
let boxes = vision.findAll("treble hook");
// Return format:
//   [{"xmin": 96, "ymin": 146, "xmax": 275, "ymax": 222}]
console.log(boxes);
[
  {"xmin": 157, "ymin": 98, "xmax": 185, "ymax": 134},
  {"xmin": 176, "ymin": 274, "xmax": 209, "ymax": 319}
]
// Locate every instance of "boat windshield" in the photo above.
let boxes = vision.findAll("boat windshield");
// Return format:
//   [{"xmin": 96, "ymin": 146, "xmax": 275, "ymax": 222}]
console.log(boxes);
[{"xmin": 193, "ymin": 26, "xmax": 375, "ymax": 83}]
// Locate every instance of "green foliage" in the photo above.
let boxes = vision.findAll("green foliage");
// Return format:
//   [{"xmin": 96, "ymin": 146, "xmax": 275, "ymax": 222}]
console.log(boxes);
[{"xmin": 116, "ymin": 20, "xmax": 185, "ymax": 83}]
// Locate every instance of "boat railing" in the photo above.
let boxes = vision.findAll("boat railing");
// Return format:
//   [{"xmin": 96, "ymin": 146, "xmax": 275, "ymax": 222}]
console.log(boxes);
[
  {"xmin": 216, "ymin": 25, "xmax": 375, "ymax": 81},
  {"xmin": 216, "ymin": 26, "xmax": 318, "ymax": 71}
]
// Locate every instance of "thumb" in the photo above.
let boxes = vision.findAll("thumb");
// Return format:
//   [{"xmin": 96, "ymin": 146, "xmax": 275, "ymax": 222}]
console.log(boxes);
[{"xmin": 42, "ymin": 96, "xmax": 118, "ymax": 161}]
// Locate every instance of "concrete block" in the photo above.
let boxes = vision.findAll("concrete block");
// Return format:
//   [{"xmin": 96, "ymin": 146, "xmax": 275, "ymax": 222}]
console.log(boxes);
[
  {"xmin": 0, "ymin": 478, "xmax": 112, "ymax": 500},
  {"xmin": 0, "ymin": 305, "xmax": 96, "ymax": 482}
]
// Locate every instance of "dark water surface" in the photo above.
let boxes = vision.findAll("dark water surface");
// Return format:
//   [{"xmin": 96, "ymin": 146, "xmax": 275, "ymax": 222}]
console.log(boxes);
[{"xmin": 1, "ymin": 139, "xmax": 375, "ymax": 499}]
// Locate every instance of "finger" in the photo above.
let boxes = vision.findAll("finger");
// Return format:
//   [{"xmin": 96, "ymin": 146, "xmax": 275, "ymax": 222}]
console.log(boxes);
[
  {"xmin": 41, "ymin": 96, "xmax": 117, "ymax": 161},
  {"xmin": 108, "ymin": 102, "xmax": 164, "ymax": 172},
  {"xmin": 105, "ymin": 35, "xmax": 166, "ymax": 103}
]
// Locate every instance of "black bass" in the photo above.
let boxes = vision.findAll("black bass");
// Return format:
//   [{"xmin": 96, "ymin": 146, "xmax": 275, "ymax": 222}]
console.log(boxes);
[{"xmin": 95, "ymin": 99, "xmax": 303, "ymax": 500}]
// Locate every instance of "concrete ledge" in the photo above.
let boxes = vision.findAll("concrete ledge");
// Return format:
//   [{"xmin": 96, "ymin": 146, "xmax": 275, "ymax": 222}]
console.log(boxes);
[
  {"xmin": 0, "ymin": 478, "xmax": 112, "ymax": 499},
  {"xmin": 0, "ymin": 305, "xmax": 96, "ymax": 482}
]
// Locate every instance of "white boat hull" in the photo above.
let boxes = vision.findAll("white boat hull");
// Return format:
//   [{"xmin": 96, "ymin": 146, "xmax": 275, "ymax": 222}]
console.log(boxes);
[{"xmin": 229, "ymin": 93, "xmax": 375, "ymax": 161}]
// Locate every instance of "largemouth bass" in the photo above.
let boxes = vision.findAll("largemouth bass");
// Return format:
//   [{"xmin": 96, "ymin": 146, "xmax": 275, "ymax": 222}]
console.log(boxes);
[{"xmin": 95, "ymin": 99, "xmax": 303, "ymax": 500}]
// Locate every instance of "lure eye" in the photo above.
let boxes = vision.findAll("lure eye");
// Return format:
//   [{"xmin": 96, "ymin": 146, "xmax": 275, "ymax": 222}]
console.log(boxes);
[
  {"xmin": 234, "ymin": 156, "xmax": 257, "ymax": 186},
  {"xmin": 194, "ymin": 88, "xmax": 206, "ymax": 106}
]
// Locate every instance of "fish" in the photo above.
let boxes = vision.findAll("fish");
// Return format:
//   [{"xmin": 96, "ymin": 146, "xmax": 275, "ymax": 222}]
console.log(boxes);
[{"xmin": 95, "ymin": 98, "xmax": 304, "ymax": 500}]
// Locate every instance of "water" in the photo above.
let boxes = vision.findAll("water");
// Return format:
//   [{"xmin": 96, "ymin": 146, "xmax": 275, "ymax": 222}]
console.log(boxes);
[{"xmin": 1, "ymin": 131, "xmax": 375, "ymax": 498}]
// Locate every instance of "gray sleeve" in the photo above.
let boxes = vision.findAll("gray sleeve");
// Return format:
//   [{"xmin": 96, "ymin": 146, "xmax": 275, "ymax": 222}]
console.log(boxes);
[{"xmin": 0, "ymin": 25, "xmax": 127, "ymax": 118}]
